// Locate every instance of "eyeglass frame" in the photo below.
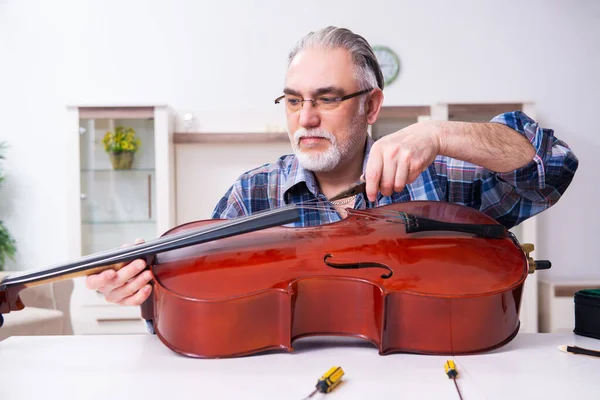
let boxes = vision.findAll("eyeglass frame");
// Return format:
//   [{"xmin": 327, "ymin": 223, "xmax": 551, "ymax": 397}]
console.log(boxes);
[{"xmin": 274, "ymin": 87, "xmax": 373, "ymax": 110}]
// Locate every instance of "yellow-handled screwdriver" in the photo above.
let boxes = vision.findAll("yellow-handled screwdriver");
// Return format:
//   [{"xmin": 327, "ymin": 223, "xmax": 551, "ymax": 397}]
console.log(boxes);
[
  {"xmin": 303, "ymin": 366, "xmax": 345, "ymax": 399},
  {"xmin": 445, "ymin": 360, "xmax": 464, "ymax": 400}
]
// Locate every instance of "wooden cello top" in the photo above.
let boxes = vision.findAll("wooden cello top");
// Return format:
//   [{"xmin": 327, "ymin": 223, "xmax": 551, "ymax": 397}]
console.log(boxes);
[{"xmin": 153, "ymin": 201, "xmax": 526, "ymax": 300}]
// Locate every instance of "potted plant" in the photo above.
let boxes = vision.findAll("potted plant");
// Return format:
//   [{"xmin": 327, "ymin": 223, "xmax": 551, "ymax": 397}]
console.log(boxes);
[
  {"xmin": 102, "ymin": 125, "xmax": 141, "ymax": 169},
  {"xmin": 0, "ymin": 142, "xmax": 16, "ymax": 271}
]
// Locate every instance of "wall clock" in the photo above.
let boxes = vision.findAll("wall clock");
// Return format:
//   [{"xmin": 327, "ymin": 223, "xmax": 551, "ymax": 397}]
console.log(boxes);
[{"xmin": 373, "ymin": 45, "xmax": 400, "ymax": 87}]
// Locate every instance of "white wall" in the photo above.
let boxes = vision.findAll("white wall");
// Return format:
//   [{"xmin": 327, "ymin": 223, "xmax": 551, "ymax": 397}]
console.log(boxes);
[
  {"xmin": 0, "ymin": 0, "xmax": 598, "ymax": 281},
  {"xmin": 175, "ymin": 141, "xmax": 292, "ymax": 224}
]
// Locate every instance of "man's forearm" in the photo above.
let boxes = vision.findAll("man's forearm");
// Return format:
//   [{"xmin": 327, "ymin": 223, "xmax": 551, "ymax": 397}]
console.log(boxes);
[{"xmin": 436, "ymin": 120, "xmax": 536, "ymax": 173}]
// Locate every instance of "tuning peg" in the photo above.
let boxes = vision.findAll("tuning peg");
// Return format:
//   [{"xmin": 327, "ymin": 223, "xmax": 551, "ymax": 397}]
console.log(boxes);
[{"xmin": 521, "ymin": 243, "xmax": 552, "ymax": 273}]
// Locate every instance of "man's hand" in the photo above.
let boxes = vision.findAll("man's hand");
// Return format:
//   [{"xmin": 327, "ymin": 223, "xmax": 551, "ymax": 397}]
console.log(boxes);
[
  {"xmin": 85, "ymin": 239, "xmax": 153, "ymax": 306},
  {"xmin": 365, "ymin": 120, "xmax": 442, "ymax": 201}
]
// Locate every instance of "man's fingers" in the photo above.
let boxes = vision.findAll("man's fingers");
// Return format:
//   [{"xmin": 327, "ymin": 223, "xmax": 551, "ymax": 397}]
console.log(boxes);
[
  {"xmin": 85, "ymin": 269, "xmax": 116, "ymax": 290},
  {"xmin": 85, "ymin": 239, "xmax": 149, "ymax": 307},
  {"xmin": 407, "ymin": 166, "xmax": 424, "ymax": 186},
  {"xmin": 117, "ymin": 284, "xmax": 153, "ymax": 307},
  {"xmin": 365, "ymin": 148, "xmax": 383, "ymax": 202},
  {"xmin": 379, "ymin": 156, "xmax": 397, "ymax": 197},
  {"xmin": 107, "ymin": 259, "xmax": 148, "ymax": 292},
  {"xmin": 394, "ymin": 160, "xmax": 410, "ymax": 193},
  {"xmin": 106, "ymin": 269, "xmax": 153, "ymax": 304}
]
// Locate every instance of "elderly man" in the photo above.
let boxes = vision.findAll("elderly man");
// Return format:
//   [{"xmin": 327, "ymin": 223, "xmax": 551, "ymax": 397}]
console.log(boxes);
[{"xmin": 86, "ymin": 26, "xmax": 578, "ymax": 307}]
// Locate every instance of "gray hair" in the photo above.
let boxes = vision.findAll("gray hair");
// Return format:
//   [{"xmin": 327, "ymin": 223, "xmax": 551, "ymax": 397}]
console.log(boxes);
[{"xmin": 288, "ymin": 26, "xmax": 384, "ymax": 92}]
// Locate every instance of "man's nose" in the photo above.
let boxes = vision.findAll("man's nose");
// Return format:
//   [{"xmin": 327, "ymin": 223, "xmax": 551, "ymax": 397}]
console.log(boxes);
[{"xmin": 298, "ymin": 101, "xmax": 320, "ymax": 128}]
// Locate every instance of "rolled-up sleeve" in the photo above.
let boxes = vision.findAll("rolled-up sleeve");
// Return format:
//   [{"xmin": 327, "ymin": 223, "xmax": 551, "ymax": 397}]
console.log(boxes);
[
  {"xmin": 492, "ymin": 111, "xmax": 577, "ymax": 198},
  {"xmin": 486, "ymin": 111, "xmax": 578, "ymax": 227},
  {"xmin": 491, "ymin": 111, "xmax": 579, "ymax": 200},
  {"xmin": 437, "ymin": 110, "xmax": 578, "ymax": 229}
]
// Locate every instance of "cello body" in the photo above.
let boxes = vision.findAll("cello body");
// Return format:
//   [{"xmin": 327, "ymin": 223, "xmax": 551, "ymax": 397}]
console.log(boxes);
[{"xmin": 143, "ymin": 201, "xmax": 530, "ymax": 358}]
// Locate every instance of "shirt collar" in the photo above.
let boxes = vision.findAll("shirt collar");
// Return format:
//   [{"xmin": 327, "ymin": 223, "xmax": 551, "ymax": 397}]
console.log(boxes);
[{"xmin": 283, "ymin": 134, "xmax": 374, "ymax": 202}]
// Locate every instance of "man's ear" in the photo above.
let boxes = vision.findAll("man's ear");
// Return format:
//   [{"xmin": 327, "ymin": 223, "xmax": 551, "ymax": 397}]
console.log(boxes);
[{"xmin": 366, "ymin": 88, "xmax": 384, "ymax": 125}]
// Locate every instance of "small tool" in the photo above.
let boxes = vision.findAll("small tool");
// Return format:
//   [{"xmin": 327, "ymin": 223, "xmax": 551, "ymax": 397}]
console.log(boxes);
[
  {"xmin": 303, "ymin": 366, "xmax": 345, "ymax": 399},
  {"xmin": 445, "ymin": 360, "xmax": 464, "ymax": 400},
  {"xmin": 558, "ymin": 344, "xmax": 600, "ymax": 358},
  {"xmin": 328, "ymin": 175, "xmax": 366, "ymax": 202}
]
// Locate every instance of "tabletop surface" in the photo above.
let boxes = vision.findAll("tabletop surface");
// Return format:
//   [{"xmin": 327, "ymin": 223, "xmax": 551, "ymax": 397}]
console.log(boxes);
[{"xmin": 0, "ymin": 332, "xmax": 598, "ymax": 399}]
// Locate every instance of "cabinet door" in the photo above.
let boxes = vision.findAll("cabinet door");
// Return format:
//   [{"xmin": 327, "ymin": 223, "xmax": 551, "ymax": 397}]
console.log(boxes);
[
  {"xmin": 79, "ymin": 117, "xmax": 156, "ymax": 254},
  {"xmin": 75, "ymin": 115, "xmax": 156, "ymax": 334}
]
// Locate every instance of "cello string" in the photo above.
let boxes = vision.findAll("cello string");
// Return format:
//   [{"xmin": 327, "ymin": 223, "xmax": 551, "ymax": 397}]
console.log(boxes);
[
  {"xmin": 4, "ymin": 202, "xmax": 316, "ymax": 284},
  {"xmin": 290, "ymin": 198, "xmax": 409, "ymax": 224},
  {"xmin": 346, "ymin": 208, "xmax": 411, "ymax": 224},
  {"xmin": 5, "ymin": 198, "xmax": 351, "ymax": 284},
  {"xmin": 3, "ymin": 195, "xmax": 388, "ymax": 285}
]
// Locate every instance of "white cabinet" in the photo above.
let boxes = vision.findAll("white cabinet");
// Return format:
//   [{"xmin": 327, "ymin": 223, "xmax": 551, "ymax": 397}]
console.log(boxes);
[{"xmin": 65, "ymin": 105, "xmax": 176, "ymax": 335}]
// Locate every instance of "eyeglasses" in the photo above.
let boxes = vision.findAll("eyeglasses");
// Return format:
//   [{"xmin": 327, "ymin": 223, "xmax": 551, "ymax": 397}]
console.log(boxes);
[{"xmin": 274, "ymin": 88, "xmax": 373, "ymax": 112}]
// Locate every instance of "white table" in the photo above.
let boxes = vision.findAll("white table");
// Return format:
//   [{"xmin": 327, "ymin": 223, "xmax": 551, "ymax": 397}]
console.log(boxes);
[{"xmin": 0, "ymin": 332, "xmax": 598, "ymax": 399}]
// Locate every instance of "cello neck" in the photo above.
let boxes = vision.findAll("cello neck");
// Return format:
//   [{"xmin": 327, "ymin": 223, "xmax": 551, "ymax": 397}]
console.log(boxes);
[{"xmin": 0, "ymin": 205, "xmax": 300, "ymax": 304}]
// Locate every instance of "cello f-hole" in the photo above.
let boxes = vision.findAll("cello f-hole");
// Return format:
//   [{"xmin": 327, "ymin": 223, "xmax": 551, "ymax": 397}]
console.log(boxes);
[{"xmin": 323, "ymin": 253, "xmax": 394, "ymax": 279}]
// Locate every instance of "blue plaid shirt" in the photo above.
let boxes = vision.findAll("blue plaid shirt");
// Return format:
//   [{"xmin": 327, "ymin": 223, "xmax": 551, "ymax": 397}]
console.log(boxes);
[{"xmin": 212, "ymin": 111, "xmax": 578, "ymax": 229}]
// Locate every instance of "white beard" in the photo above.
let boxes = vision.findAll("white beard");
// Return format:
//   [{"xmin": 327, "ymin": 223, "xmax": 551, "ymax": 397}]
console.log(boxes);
[{"xmin": 291, "ymin": 115, "xmax": 366, "ymax": 172}]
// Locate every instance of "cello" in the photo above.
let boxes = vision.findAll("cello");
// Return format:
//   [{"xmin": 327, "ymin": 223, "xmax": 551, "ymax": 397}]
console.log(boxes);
[{"xmin": 0, "ymin": 200, "xmax": 550, "ymax": 358}]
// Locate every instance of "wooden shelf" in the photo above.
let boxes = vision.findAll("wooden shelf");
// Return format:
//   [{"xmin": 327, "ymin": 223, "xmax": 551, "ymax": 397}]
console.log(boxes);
[
  {"xmin": 448, "ymin": 103, "xmax": 523, "ymax": 118},
  {"xmin": 377, "ymin": 106, "xmax": 431, "ymax": 119},
  {"xmin": 172, "ymin": 103, "xmax": 524, "ymax": 144},
  {"xmin": 79, "ymin": 106, "xmax": 155, "ymax": 119},
  {"xmin": 174, "ymin": 132, "xmax": 289, "ymax": 144}
]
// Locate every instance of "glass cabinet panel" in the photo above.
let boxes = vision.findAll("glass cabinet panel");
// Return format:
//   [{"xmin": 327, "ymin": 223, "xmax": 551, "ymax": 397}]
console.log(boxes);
[{"xmin": 78, "ymin": 116, "xmax": 156, "ymax": 255}]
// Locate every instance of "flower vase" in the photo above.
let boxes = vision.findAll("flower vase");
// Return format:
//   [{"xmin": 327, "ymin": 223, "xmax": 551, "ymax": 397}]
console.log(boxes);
[{"xmin": 109, "ymin": 151, "xmax": 135, "ymax": 170}]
